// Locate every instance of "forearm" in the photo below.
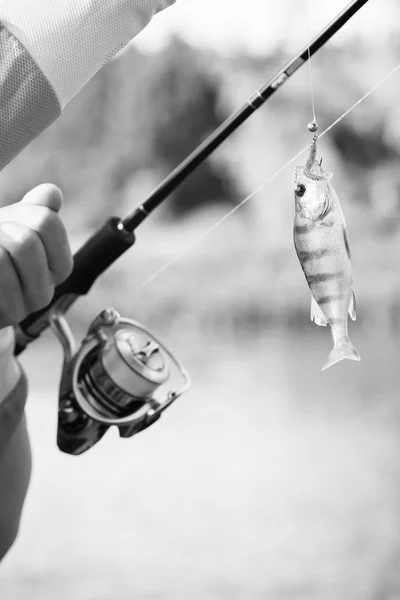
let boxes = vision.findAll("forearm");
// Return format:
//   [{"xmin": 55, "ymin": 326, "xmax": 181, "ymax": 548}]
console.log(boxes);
[{"xmin": 0, "ymin": 0, "xmax": 176, "ymax": 170}]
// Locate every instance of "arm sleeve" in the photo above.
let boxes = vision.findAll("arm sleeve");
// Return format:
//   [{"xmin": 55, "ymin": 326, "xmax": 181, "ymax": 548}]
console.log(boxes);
[{"xmin": 0, "ymin": 0, "xmax": 176, "ymax": 170}]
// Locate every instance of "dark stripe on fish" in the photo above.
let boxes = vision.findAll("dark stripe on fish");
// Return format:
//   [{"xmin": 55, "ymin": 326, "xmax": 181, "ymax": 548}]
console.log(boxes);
[
  {"xmin": 329, "ymin": 317, "xmax": 343, "ymax": 323},
  {"xmin": 294, "ymin": 224, "xmax": 310, "ymax": 234},
  {"xmin": 307, "ymin": 271, "xmax": 342, "ymax": 285},
  {"xmin": 343, "ymin": 226, "xmax": 351, "ymax": 259},
  {"xmin": 296, "ymin": 248, "xmax": 331, "ymax": 263},
  {"xmin": 315, "ymin": 294, "xmax": 343, "ymax": 305}
]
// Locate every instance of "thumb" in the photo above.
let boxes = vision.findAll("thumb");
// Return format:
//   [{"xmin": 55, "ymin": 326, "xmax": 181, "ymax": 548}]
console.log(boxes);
[{"xmin": 20, "ymin": 183, "xmax": 63, "ymax": 213}]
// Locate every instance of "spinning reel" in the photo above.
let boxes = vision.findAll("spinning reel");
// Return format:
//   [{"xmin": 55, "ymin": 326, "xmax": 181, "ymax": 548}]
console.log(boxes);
[{"xmin": 49, "ymin": 306, "xmax": 190, "ymax": 455}]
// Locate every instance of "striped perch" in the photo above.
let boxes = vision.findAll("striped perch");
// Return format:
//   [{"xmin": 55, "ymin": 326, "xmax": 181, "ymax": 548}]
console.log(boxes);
[
  {"xmin": 0, "ymin": 0, "xmax": 176, "ymax": 171},
  {"xmin": 293, "ymin": 138, "xmax": 360, "ymax": 371}
]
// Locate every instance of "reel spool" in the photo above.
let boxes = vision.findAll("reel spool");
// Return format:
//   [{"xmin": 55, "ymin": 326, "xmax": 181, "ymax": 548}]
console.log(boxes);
[{"xmin": 49, "ymin": 307, "xmax": 190, "ymax": 455}]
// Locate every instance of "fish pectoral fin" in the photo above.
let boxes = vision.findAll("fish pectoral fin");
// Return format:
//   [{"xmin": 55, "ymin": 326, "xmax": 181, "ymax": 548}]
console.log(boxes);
[
  {"xmin": 310, "ymin": 294, "xmax": 329, "ymax": 327},
  {"xmin": 318, "ymin": 194, "xmax": 331, "ymax": 221},
  {"xmin": 348, "ymin": 290, "xmax": 356, "ymax": 321}
]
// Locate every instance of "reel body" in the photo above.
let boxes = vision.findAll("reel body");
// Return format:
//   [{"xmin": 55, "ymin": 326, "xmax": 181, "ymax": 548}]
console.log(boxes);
[{"xmin": 50, "ymin": 307, "xmax": 190, "ymax": 455}]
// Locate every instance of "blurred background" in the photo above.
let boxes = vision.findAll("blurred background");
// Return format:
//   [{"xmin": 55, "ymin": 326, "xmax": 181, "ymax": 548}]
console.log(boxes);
[{"xmin": 1, "ymin": 0, "xmax": 400, "ymax": 597}]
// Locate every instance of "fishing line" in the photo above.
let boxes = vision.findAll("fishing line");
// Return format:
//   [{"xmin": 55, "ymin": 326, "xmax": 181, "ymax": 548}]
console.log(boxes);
[
  {"xmin": 308, "ymin": 47, "xmax": 317, "ymax": 124},
  {"xmin": 140, "ymin": 61, "xmax": 400, "ymax": 289},
  {"xmin": 319, "ymin": 62, "xmax": 400, "ymax": 139}
]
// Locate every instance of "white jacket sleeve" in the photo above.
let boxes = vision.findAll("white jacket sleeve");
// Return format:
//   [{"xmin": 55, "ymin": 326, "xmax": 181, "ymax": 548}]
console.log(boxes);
[{"xmin": 0, "ymin": 0, "xmax": 176, "ymax": 169}]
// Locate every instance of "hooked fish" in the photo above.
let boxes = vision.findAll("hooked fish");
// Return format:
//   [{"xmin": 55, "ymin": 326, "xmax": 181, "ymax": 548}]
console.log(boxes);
[{"xmin": 293, "ymin": 137, "xmax": 360, "ymax": 371}]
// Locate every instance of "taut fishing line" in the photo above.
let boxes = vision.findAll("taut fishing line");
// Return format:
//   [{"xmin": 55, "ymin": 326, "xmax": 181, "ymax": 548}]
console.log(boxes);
[
  {"xmin": 141, "ymin": 60, "xmax": 400, "ymax": 289},
  {"xmin": 308, "ymin": 47, "xmax": 317, "ymax": 125}
]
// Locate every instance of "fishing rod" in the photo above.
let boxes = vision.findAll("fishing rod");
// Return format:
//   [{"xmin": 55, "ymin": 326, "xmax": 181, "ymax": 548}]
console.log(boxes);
[{"xmin": 15, "ymin": 0, "xmax": 369, "ymax": 455}]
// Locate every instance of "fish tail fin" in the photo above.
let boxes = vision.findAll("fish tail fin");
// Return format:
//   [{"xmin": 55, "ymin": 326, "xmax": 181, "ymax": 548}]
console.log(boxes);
[{"xmin": 321, "ymin": 338, "xmax": 361, "ymax": 371}]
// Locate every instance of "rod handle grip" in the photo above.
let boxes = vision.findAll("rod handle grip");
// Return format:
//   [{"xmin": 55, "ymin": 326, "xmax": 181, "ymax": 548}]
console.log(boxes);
[{"xmin": 17, "ymin": 217, "xmax": 135, "ymax": 340}]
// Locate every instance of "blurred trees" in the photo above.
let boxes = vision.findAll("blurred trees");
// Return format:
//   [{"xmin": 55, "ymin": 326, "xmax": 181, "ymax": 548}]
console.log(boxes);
[
  {"xmin": 3, "ymin": 35, "xmax": 398, "ymax": 230},
  {"xmin": 0, "ymin": 35, "xmax": 398, "ymax": 327},
  {"xmin": 141, "ymin": 37, "xmax": 240, "ymax": 217},
  {"xmin": 0, "ymin": 37, "xmax": 240, "ymax": 227},
  {"xmin": 331, "ymin": 121, "xmax": 398, "ymax": 170}
]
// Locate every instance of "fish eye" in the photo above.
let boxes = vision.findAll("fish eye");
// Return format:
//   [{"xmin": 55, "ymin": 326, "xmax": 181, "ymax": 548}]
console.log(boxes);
[{"xmin": 295, "ymin": 183, "xmax": 306, "ymax": 197}]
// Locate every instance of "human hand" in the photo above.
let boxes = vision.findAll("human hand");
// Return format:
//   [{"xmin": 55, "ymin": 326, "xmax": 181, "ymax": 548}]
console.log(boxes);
[{"xmin": 0, "ymin": 184, "xmax": 73, "ymax": 329}]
